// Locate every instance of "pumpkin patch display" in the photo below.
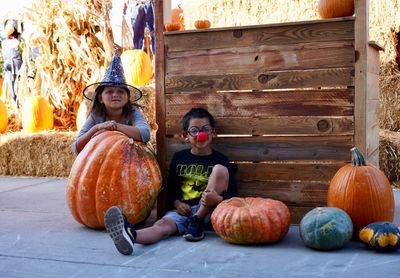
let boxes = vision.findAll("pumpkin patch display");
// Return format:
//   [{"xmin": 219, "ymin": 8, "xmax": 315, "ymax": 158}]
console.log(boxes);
[
  {"xmin": 0, "ymin": 100, "xmax": 7, "ymax": 133},
  {"xmin": 211, "ymin": 197, "xmax": 291, "ymax": 245},
  {"xmin": 318, "ymin": 0, "xmax": 354, "ymax": 19},
  {"xmin": 120, "ymin": 49, "xmax": 153, "ymax": 87},
  {"xmin": 300, "ymin": 207, "xmax": 353, "ymax": 250},
  {"xmin": 359, "ymin": 222, "xmax": 400, "ymax": 252},
  {"xmin": 327, "ymin": 147, "xmax": 395, "ymax": 232},
  {"xmin": 66, "ymin": 131, "xmax": 162, "ymax": 229},
  {"xmin": 21, "ymin": 96, "xmax": 54, "ymax": 132}
]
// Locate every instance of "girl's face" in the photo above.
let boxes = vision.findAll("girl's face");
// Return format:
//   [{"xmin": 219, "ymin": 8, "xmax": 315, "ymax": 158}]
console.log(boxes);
[
  {"xmin": 99, "ymin": 86, "xmax": 129, "ymax": 110},
  {"xmin": 184, "ymin": 117, "xmax": 215, "ymax": 155}
]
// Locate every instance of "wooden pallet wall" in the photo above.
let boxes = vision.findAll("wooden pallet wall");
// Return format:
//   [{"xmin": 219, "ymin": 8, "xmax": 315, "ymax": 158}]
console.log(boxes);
[{"xmin": 159, "ymin": 17, "xmax": 356, "ymax": 223}]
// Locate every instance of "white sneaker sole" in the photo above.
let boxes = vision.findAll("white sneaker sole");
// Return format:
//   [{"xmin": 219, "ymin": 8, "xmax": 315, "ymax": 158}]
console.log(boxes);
[{"xmin": 104, "ymin": 206, "xmax": 134, "ymax": 255}]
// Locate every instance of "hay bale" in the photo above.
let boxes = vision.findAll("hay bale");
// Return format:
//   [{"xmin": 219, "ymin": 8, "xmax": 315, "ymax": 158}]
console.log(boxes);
[
  {"xmin": 0, "ymin": 131, "xmax": 76, "ymax": 177},
  {"xmin": 379, "ymin": 129, "xmax": 400, "ymax": 183}
]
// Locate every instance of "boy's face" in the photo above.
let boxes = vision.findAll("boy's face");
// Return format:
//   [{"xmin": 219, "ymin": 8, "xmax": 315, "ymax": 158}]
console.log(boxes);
[{"xmin": 184, "ymin": 117, "xmax": 215, "ymax": 151}]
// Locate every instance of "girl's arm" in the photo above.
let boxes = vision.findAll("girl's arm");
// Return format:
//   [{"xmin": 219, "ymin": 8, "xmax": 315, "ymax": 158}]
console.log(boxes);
[{"xmin": 116, "ymin": 107, "xmax": 151, "ymax": 142}]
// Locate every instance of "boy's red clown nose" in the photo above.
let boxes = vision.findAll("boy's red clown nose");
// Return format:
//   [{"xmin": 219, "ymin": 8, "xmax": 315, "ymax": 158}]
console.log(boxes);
[{"xmin": 196, "ymin": 132, "xmax": 208, "ymax": 142}]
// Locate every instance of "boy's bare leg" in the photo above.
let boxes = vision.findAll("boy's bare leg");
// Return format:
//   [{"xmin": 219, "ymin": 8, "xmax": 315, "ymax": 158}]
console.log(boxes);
[
  {"xmin": 195, "ymin": 164, "xmax": 229, "ymax": 218},
  {"xmin": 136, "ymin": 217, "xmax": 177, "ymax": 244}
]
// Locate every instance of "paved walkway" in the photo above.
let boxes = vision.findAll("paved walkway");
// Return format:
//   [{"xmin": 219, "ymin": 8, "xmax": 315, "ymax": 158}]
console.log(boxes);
[{"xmin": 0, "ymin": 176, "xmax": 399, "ymax": 278}]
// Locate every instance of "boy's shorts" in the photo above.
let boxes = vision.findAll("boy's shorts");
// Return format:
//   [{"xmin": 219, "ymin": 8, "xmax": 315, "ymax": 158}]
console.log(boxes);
[{"xmin": 163, "ymin": 204, "xmax": 213, "ymax": 235}]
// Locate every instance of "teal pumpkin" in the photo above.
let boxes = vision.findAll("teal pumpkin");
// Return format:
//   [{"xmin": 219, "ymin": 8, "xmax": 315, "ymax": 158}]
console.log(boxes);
[
  {"xmin": 300, "ymin": 207, "xmax": 353, "ymax": 250},
  {"xmin": 359, "ymin": 221, "xmax": 400, "ymax": 252}
]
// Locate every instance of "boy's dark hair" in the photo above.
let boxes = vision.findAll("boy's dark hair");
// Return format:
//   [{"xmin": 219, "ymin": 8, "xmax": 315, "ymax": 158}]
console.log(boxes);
[
  {"xmin": 91, "ymin": 85, "xmax": 136, "ymax": 121},
  {"xmin": 181, "ymin": 107, "xmax": 215, "ymax": 131}
]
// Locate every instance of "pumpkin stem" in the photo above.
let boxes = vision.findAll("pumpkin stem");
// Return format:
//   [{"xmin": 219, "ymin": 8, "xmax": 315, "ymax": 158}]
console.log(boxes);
[{"xmin": 350, "ymin": 147, "xmax": 366, "ymax": 166}]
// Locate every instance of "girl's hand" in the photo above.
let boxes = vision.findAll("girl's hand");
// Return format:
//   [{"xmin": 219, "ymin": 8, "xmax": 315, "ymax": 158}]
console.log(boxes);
[
  {"xmin": 96, "ymin": 120, "xmax": 118, "ymax": 131},
  {"xmin": 201, "ymin": 189, "xmax": 223, "ymax": 207},
  {"xmin": 174, "ymin": 200, "xmax": 191, "ymax": 216}
]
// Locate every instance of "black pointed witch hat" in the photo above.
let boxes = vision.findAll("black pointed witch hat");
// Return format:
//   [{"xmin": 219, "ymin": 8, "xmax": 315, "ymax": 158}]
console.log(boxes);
[{"xmin": 82, "ymin": 51, "xmax": 142, "ymax": 102}]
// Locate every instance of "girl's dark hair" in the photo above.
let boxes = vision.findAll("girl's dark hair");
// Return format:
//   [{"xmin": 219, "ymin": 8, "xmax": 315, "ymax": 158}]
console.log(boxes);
[
  {"xmin": 91, "ymin": 85, "xmax": 136, "ymax": 122},
  {"xmin": 181, "ymin": 107, "xmax": 215, "ymax": 131}
]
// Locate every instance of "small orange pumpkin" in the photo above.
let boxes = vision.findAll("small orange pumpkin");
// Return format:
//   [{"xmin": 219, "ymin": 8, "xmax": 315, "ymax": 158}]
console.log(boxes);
[
  {"xmin": 318, "ymin": 0, "xmax": 354, "ymax": 19},
  {"xmin": 164, "ymin": 22, "xmax": 182, "ymax": 32},
  {"xmin": 21, "ymin": 96, "xmax": 54, "ymax": 132},
  {"xmin": 194, "ymin": 20, "xmax": 211, "ymax": 29},
  {"xmin": 66, "ymin": 131, "xmax": 162, "ymax": 230},
  {"xmin": 211, "ymin": 197, "xmax": 291, "ymax": 245},
  {"xmin": 327, "ymin": 147, "xmax": 395, "ymax": 232}
]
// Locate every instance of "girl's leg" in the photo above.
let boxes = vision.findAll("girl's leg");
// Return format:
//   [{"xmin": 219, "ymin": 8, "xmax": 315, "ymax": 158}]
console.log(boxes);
[{"xmin": 136, "ymin": 217, "xmax": 177, "ymax": 244}]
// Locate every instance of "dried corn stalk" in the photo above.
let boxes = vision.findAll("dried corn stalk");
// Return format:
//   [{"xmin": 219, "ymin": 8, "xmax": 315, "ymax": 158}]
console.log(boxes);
[{"xmin": 15, "ymin": 0, "xmax": 113, "ymax": 130}]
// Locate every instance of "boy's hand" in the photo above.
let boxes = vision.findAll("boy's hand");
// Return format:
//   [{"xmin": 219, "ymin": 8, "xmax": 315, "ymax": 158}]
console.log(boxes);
[
  {"xmin": 174, "ymin": 200, "xmax": 191, "ymax": 216},
  {"xmin": 201, "ymin": 189, "xmax": 223, "ymax": 207}
]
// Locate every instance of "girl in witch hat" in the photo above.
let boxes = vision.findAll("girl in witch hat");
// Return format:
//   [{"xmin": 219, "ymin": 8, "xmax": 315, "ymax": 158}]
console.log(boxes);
[{"xmin": 72, "ymin": 52, "xmax": 150, "ymax": 155}]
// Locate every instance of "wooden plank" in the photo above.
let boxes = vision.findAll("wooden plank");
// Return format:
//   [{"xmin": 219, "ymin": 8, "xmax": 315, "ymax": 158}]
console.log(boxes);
[
  {"xmin": 165, "ymin": 68, "xmax": 355, "ymax": 92},
  {"xmin": 236, "ymin": 180, "xmax": 328, "ymax": 207},
  {"xmin": 235, "ymin": 162, "xmax": 344, "ymax": 182},
  {"xmin": 155, "ymin": 0, "xmax": 167, "ymax": 219},
  {"xmin": 289, "ymin": 207, "xmax": 317, "ymax": 224},
  {"xmin": 165, "ymin": 89, "xmax": 354, "ymax": 118},
  {"xmin": 367, "ymin": 46, "xmax": 381, "ymax": 74},
  {"xmin": 164, "ymin": 17, "xmax": 355, "ymax": 52},
  {"xmin": 166, "ymin": 116, "xmax": 355, "ymax": 136},
  {"xmin": 166, "ymin": 136, "xmax": 353, "ymax": 162},
  {"xmin": 166, "ymin": 41, "xmax": 355, "ymax": 76},
  {"xmin": 354, "ymin": 0, "xmax": 368, "ymax": 155}
]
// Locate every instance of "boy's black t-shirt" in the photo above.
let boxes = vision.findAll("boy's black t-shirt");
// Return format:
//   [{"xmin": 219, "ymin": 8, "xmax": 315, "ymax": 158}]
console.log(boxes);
[{"xmin": 167, "ymin": 149, "xmax": 238, "ymax": 208}]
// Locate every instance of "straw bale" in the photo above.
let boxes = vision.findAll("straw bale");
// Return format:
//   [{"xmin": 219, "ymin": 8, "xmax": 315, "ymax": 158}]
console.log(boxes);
[
  {"xmin": 0, "ymin": 131, "xmax": 76, "ymax": 177},
  {"xmin": 379, "ymin": 129, "xmax": 400, "ymax": 184}
]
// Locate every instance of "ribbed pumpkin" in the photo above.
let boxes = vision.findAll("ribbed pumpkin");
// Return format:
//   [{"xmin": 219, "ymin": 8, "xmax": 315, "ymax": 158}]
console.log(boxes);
[
  {"xmin": 211, "ymin": 197, "xmax": 291, "ymax": 245},
  {"xmin": 21, "ymin": 96, "xmax": 54, "ymax": 132},
  {"xmin": 359, "ymin": 221, "xmax": 400, "ymax": 252},
  {"xmin": 66, "ymin": 131, "xmax": 162, "ymax": 230},
  {"xmin": 164, "ymin": 22, "xmax": 182, "ymax": 32},
  {"xmin": 318, "ymin": 0, "xmax": 354, "ymax": 19},
  {"xmin": 0, "ymin": 100, "xmax": 8, "ymax": 133},
  {"xmin": 194, "ymin": 20, "xmax": 211, "ymax": 29},
  {"xmin": 121, "ymin": 49, "xmax": 152, "ymax": 87},
  {"xmin": 76, "ymin": 100, "xmax": 90, "ymax": 131},
  {"xmin": 327, "ymin": 147, "xmax": 395, "ymax": 232},
  {"xmin": 300, "ymin": 207, "xmax": 353, "ymax": 250}
]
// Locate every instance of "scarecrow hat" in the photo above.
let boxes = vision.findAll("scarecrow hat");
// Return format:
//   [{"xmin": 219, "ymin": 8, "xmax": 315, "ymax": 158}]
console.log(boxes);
[{"xmin": 82, "ymin": 51, "xmax": 142, "ymax": 102}]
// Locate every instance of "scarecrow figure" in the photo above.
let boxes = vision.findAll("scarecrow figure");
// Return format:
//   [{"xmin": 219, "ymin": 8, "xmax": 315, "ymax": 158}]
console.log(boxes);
[{"xmin": 1, "ymin": 18, "xmax": 23, "ymax": 105}]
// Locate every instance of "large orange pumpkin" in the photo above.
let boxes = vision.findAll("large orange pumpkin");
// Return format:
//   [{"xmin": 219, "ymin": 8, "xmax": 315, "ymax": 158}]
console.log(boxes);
[
  {"xmin": 211, "ymin": 197, "xmax": 291, "ymax": 245},
  {"xmin": 318, "ymin": 0, "xmax": 354, "ymax": 19},
  {"xmin": 121, "ymin": 49, "xmax": 153, "ymax": 87},
  {"xmin": 66, "ymin": 131, "xmax": 162, "ymax": 230},
  {"xmin": 0, "ymin": 100, "xmax": 7, "ymax": 133},
  {"xmin": 327, "ymin": 147, "xmax": 395, "ymax": 232},
  {"xmin": 21, "ymin": 96, "xmax": 54, "ymax": 132}
]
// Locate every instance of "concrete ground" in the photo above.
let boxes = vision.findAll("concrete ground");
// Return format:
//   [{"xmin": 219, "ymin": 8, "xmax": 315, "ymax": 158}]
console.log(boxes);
[{"xmin": 0, "ymin": 176, "xmax": 399, "ymax": 278}]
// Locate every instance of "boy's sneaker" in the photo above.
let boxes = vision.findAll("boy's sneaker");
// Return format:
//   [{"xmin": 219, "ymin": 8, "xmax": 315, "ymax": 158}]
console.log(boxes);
[
  {"xmin": 104, "ymin": 206, "xmax": 136, "ymax": 255},
  {"xmin": 183, "ymin": 215, "xmax": 204, "ymax": 241}
]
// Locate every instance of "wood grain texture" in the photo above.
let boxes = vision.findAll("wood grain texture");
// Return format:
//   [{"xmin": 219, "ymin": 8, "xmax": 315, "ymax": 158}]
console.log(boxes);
[
  {"xmin": 167, "ymin": 116, "xmax": 354, "ymax": 136},
  {"xmin": 165, "ymin": 68, "xmax": 354, "ymax": 92},
  {"xmin": 165, "ymin": 89, "xmax": 354, "ymax": 118},
  {"xmin": 166, "ymin": 136, "xmax": 353, "ymax": 162},
  {"xmin": 165, "ymin": 17, "xmax": 355, "ymax": 52}
]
